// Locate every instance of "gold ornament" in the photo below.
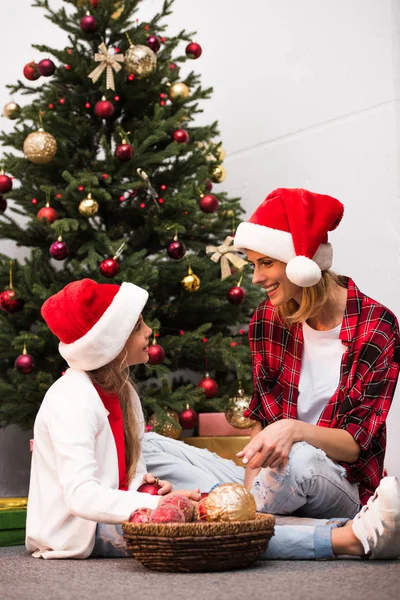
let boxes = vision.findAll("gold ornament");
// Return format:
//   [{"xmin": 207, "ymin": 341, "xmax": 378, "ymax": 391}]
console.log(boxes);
[
  {"xmin": 3, "ymin": 102, "xmax": 21, "ymax": 120},
  {"xmin": 181, "ymin": 267, "xmax": 201, "ymax": 292},
  {"xmin": 206, "ymin": 236, "xmax": 247, "ymax": 280},
  {"xmin": 124, "ymin": 45, "xmax": 157, "ymax": 79},
  {"xmin": 200, "ymin": 483, "xmax": 256, "ymax": 522},
  {"xmin": 225, "ymin": 388, "xmax": 255, "ymax": 429},
  {"xmin": 211, "ymin": 165, "xmax": 226, "ymax": 183},
  {"xmin": 79, "ymin": 192, "xmax": 99, "ymax": 217},
  {"xmin": 215, "ymin": 146, "xmax": 226, "ymax": 161},
  {"xmin": 148, "ymin": 409, "xmax": 182, "ymax": 439},
  {"xmin": 88, "ymin": 43, "xmax": 125, "ymax": 91},
  {"xmin": 23, "ymin": 128, "xmax": 57, "ymax": 164},
  {"xmin": 168, "ymin": 82, "xmax": 190, "ymax": 101}
]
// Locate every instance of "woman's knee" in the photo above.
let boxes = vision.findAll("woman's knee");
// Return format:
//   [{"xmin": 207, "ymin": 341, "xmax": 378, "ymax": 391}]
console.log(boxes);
[{"xmin": 287, "ymin": 442, "xmax": 326, "ymax": 481}]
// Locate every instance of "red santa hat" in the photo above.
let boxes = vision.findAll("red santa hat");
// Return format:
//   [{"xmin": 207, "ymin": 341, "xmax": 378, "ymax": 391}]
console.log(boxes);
[
  {"xmin": 41, "ymin": 279, "xmax": 148, "ymax": 371},
  {"xmin": 235, "ymin": 188, "xmax": 344, "ymax": 287}
]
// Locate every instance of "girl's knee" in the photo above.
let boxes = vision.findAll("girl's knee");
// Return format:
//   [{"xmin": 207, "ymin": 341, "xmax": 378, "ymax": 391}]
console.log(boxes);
[{"xmin": 288, "ymin": 442, "xmax": 326, "ymax": 479}]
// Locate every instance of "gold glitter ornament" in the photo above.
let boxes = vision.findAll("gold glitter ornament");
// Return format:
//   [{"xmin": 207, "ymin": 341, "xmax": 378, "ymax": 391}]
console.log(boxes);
[
  {"xmin": 215, "ymin": 146, "xmax": 226, "ymax": 161},
  {"xmin": 210, "ymin": 165, "xmax": 226, "ymax": 183},
  {"xmin": 199, "ymin": 483, "xmax": 256, "ymax": 522},
  {"xmin": 181, "ymin": 266, "xmax": 201, "ymax": 292},
  {"xmin": 168, "ymin": 82, "xmax": 189, "ymax": 101},
  {"xmin": 79, "ymin": 192, "xmax": 99, "ymax": 217},
  {"xmin": 124, "ymin": 44, "xmax": 157, "ymax": 79},
  {"xmin": 3, "ymin": 102, "xmax": 21, "ymax": 120},
  {"xmin": 23, "ymin": 128, "xmax": 57, "ymax": 164},
  {"xmin": 148, "ymin": 409, "xmax": 182, "ymax": 439},
  {"xmin": 225, "ymin": 388, "xmax": 255, "ymax": 429}
]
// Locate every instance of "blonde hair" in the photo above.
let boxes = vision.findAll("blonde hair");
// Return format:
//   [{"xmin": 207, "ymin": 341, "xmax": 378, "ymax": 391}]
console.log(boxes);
[
  {"xmin": 278, "ymin": 270, "xmax": 345, "ymax": 327},
  {"xmin": 87, "ymin": 349, "xmax": 141, "ymax": 487}
]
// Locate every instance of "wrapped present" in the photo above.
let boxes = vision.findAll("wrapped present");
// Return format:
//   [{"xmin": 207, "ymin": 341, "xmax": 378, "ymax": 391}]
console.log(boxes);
[
  {"xmin": 0, "ymin": 508, "xmax": 26, "ymax": 547},
  {"xmin": 198, "ymin": 413, "xmax": 253, "ymax": 437},
  {"xmin": 184, "ymin": 436, "xmax": 250, "ymax": 466}
]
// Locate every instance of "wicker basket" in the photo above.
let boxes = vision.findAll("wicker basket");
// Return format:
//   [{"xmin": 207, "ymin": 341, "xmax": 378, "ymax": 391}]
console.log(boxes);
[{"xmin": 122, "ymin": 513, "xmax": 275, "ymax": 572}]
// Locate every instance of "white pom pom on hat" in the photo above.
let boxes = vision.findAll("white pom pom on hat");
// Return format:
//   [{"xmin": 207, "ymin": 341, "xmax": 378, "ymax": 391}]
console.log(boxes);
[{"xmin": 234, "ymin": 188, "xmax": 344, "ymax": 287}]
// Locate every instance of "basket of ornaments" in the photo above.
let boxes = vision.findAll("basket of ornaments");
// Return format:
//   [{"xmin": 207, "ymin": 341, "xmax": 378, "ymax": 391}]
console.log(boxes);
[{"xmin": 122, "ymin": 483, "xmax": 275, "ymax": 572}]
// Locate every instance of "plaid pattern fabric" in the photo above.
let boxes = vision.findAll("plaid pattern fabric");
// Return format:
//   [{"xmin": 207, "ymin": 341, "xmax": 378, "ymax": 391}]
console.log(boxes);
[{"xmin": 244, "ymin": 278, "xmax": 400, "ymax": 505}]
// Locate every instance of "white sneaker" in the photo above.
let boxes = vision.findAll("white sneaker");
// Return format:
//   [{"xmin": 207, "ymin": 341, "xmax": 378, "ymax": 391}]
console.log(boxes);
[{"xmin": 352, "ymin": 476, "xmax": 400, "ymax": 559}]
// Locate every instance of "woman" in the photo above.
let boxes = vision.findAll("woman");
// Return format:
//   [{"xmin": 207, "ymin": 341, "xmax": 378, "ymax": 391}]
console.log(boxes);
[{"xmin": 233, "ymin": 187, "xmax": 400, "ymax": 520}]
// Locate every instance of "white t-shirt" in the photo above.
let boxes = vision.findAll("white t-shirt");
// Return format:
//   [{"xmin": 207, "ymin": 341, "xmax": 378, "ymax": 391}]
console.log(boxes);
[{"xmin": 297, "ymin": 322, "xmax": 346, "ymax": 424}]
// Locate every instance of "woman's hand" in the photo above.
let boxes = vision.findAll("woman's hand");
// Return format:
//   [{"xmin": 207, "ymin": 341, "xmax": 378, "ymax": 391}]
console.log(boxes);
[
  {"xmin": 142, "ymin": 472, "xmax": 172, "ymax": 495},
  {"xmin": 158, "ymin": 488, "xmax": 201, "ymax": 506},
  {"xmin": 237, "ymin": 419, "xmax": 298, "ymax": 470}
]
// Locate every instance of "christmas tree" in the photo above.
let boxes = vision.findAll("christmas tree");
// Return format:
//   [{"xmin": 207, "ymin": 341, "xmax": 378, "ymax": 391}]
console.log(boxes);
[{"xmin": 0, "ymin": 0, "xmax": 261, "ymax": 435}]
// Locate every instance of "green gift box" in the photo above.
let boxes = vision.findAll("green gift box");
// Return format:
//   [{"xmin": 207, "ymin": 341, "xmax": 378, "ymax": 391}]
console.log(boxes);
[{"xmin": 0, "ymin": 509, "xmax": 27, "ymax": 547}]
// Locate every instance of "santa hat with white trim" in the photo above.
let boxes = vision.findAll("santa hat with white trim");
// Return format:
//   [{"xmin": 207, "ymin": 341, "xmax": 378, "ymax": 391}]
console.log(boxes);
[
  {"xmin": 235, "ymin": 188, "xmax": 344, "ymax": 287},
  {"xmin": 41, "ymin": 278, "xmax": 148, "ymax": 371}
]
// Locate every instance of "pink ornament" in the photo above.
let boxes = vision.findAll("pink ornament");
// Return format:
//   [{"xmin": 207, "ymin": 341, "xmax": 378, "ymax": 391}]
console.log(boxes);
[
  {"xmin": 80, "ymin": 14, "xmax": 97, "ymax": 33},
  {"xmin": 147, "ymin": 35, "xmax": 161, "ymax": 52},
  {"xmin": 15, "ymin": 352, "xmax": 35, "ymax": 374},
  {"xmin": 50, "ymin": 238, "xmax": 69, "ymax": 260},
  {"xmin": 38, "ymin": 58, "xmax": 56, "ymax": 77}
]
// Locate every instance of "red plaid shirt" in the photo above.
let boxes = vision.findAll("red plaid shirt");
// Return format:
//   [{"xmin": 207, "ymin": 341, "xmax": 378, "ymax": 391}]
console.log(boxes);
[{"xmin": 244, "ymin": 278, "xmax": 400, "ymax": 505}]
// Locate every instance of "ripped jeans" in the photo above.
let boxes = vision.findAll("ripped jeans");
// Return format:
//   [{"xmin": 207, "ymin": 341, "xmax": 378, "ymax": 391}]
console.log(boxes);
[{"xmin": 251, "ymin": 441, "xmax": 361, "ymax": 519}]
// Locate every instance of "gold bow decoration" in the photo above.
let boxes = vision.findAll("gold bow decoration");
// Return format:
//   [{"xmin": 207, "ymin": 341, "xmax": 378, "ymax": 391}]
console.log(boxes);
[
  {"xmin": 206, "ymin": 236, "xmax": 248, "ymax": 280},
  {"xmin": 88, "ymin": 43, "xmax": 125, "ymax": 91}
]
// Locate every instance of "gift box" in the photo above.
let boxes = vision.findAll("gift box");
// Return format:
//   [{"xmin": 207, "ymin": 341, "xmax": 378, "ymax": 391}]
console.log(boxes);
[
  {"xmin": 0, "ymin": 508, "xmax": 26, "ymax": 547},
  {"xmin": 184, "ymin": 436, "xmax": 250, "ymax": 466},
  {"xmin": 198, "ymin": 412, "xmax": 253, "ymax": 437}
]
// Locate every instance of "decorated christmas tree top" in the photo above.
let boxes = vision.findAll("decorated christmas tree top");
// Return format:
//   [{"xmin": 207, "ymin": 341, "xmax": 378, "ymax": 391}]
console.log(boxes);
[{"xmin": 0, "ymin": 0, "xmax": 261, "ymax": 433}]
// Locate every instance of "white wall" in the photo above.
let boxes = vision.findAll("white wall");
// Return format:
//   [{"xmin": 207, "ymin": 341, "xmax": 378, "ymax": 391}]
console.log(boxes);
[{"xmin": 1, "ymin": 0, "xmax": 399, "ymax": 476}]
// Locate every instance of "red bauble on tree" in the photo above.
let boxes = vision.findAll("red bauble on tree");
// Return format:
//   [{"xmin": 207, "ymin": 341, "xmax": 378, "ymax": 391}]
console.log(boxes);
[
  {"xmin": 199, "ymin": 193, "xmax": 219, "ymax": 214},
  {"xmin": 179, "ymin": 405, "xmax": 199, "ymax": 429},
  {"xmin": 115, "ymin": 141, "xmax": 133, "ymax": 162},
  {"xmin": 167, "ymin": 236, "xmax": 186, "ymax": 260},
  {"xmin": 198, "ymin": 373, "xmax": 218, "ymax": 398},
  {"xmin": 0, "ymin": 289, "xmax": 25, "ymax": 313},
  {"xmin": 0, "ymin": 196, "xmax": 7, "ymax": 213},
  {"xmin": 80, "ymin": 13, "xmax": 97, "ymax": 33},
  {"xmin": 50, "ymin": 237, "xmax": 69, "ymax": 261},
  {"xmin": 99, "ymin": 258, "xmax": 120, "ymax": 278},
  {"xmin": 148, "ymin": 341, "xmax": 165, "ymax": 365},
  {"xmin": 186, "ymin": 42, "xmax": 202, "ymax": 59},
  {"xmin": 137, "ymin": 482, "xmax": 161, "ymax": 495},
  {"xmin": 15, "ymin": 346, "xmax": 35, "ymax": 374},
  {"xmin": 171, "ymin": 129, "xmax": 190, "ymax": 144},
  {"xmin": 37, "ymin": 58, "xmax": 56, "ymax": 77},
  {"xmin": 147, "ymin": 35, "xmax": 161, "ymax": 52},
  {"xmin": 23, "ymin": 62, "xmax": 40, "ymax": 81},
  {"xmin": 95, "ymin": 98, "xmax": 114, "ymax": 119},
  {"xmin": 37, "ymin": 204, "xmax": 58, "ymax": 224},
  {"xmin": 0, "ymin": 173, "xmax": 12, "ymax": 194},
  {"xmin": 227, "ymin": 285, "xmax": 246, "ymax": 305},
  {"xmin": 89, "ymin": 0, "xmax": 99, "ymax": 7}
]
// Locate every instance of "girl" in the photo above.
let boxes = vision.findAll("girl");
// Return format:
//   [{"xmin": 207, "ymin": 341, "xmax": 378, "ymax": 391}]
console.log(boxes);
[
  {"xmin": 234, "ymin": 187, "xmax": 400, "ymax": 522},
  {"xmin": 26, "ymin": 278, "xmax": 200, "ymax": 559}
]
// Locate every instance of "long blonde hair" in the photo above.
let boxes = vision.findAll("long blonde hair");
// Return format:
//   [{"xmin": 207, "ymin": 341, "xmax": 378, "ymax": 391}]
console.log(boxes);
[
  {"xmin": 87, "ymin": 350, "xmax": 141, "ymax": 486},
  {"xmin": 278, "ymin": 270, "xmax": 345, "ymax": 327}
]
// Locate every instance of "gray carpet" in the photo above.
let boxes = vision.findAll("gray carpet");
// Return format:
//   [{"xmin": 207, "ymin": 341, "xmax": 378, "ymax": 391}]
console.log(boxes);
[{"xmin": 1, "ymin": 546, "xmax": 399, "ymax": 600}]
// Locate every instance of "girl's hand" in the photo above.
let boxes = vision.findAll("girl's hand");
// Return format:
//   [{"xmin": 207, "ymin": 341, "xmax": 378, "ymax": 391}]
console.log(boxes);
[
  {"xmin": 142, "ymin": 472, "xmax": 172, "ymax": 495},
  {"xmin": 237, "ymin": 419, "xmax": 298, "ymax": 470},
  {"xmin": 158, "ymin": 488, "xmax": 201, "ymax": 505}
]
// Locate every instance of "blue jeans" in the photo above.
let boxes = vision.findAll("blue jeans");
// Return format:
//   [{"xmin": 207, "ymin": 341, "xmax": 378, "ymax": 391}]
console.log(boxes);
[
  {"xmin": 251, "ymin": 442, "xmax": 361, "ymax": 519},
  {"xmin": 91, "ymin": 516, "xmax": 350, "ymax": 560}
]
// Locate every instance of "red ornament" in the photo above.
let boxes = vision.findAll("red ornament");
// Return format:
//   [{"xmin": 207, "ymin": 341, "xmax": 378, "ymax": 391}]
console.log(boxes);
[
  {"xmin": 59, "ymin": 98, "xmax": 66, "ymax": 105},
  {"xmin": 160, "ymin": 494, "xmax": 194, "ymax": 522},
  {"xmin": 0, "ymin": 174, "xmax": 12, "ymax": 194},
  {"xmin": 199, "ymin": 193, "xmax": 219, "ymax": 214},
  {"xmin": 186, "ymin": 42, "xmax": 202, "ymax": 59},
  {"xmin": 85, "ymin": 102, "xmax": 91, "ymax": 109},
  {"xmin": 80, "ymin": 14, "xmax": 97, "ymax": 33},
  {"xmin": 179, "ymin": 406, "xmax": 199, "ymax": 429},
  {"xmin": 147, "ymin": 35, "xmax": 161, "ymax": 52},
  {"xmin": 99, "ymin": 258, "xmax": 120, "ymax": 278},
  {"xmin": 48, "ymin": 103, "xmax": 54, "ymax": 109},
  {"xmin": 167, "ymin": 239, "xmax": 186, "ymax": 260},
  {"xmin": 114, "ymin": 95, "xmax": 120, "ymax": 102},
  {"xmin": 204, "ymin": 180, "xmax": 213, "ymax": 192},
  {"xmin": 55, "ymin": 193, "xmax": 62, "ymax": 199},
  {"xmin": 102, "ymin": 173, "xmax": 109, "ymax": 179},
  {"xmin": 198, "ymin": 374, "xmax": 218, "ymax": 398},
  {"xmin": 78, "ymin": 185, "xmax": 85, "ymax": 192},
  {"xmin": 227, "ymin": 285, "xmax": 246, "ymax": 305},
  {"xmin": 23, "ymin": 62, "xmax": 40, "ymax": 81},
  {"xmin": 158, "ymin": 197, "xmax": 164, "ymax": 204},
  {"xmin": 0, "ymin": 289, "xmax": 25, "ymax": 313},
  {"xmin": 50, "ymin": 238, "xmax": 69, "ymax": 261},
  {"xmin": 115, "ymin": 142, "xmax": 133, "ymax": 162},
  {"xmin": 94, "ymin": 99, "xmax": 114, "ymax": 119},
  {"xmin": 139, "ymin": 202, "xmax": 146, "ymax": 209},
  {"xmin": 137, "ymin": 482, "xmax": 161, "ymax": 495},
  {"xmin": 148, "ymin": 343, "xmax": 165, "ymax": 365},
  {"xmin": 31, "ymin": 198, "xmax": 38, "ymax": 205},
  {"xmin": 89, "ymin": 0, "xmax": 99, "ymax": 7},
  {"xmin": 65, "ymin": 64, "xmax": 71, "ymax": 71},
  {"xmin": 0, "ymin": 196, "xmax": 7, "ymax": 213},
  {"xmin": 169, "ymin": 62, "xmax": 178, "ymax": 70},
  {"xmin": 37, "ymin": 206, "xmax": 58, "ymax": 224},
  {"xmin": 128, "ymin": 74, "xmax": 135, "ymax": 81},
  {"xmin": 38, "ymin": 58, "xmax": 56, "ymax": 77},
  {"xmin": 15, "ymin": 351, "xmax": 35, "ymax": 374},
  {"xmin": 129, "ymin": 508, "xmax": 152, "ymax": 523},
  {"xmin": 160, "ymin": 100, "xmax": 166, "ymax": 107},
  {"xmin": 150, "ymin": 505, "xmax": 185, "ymax": 523},
  {"xmin": 172, "ymin": 129, "xmax": 190, "ymax": 144},
  {"xmin": 160, "ymin": 184, "xmax": 167, "ymax": 191}
]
